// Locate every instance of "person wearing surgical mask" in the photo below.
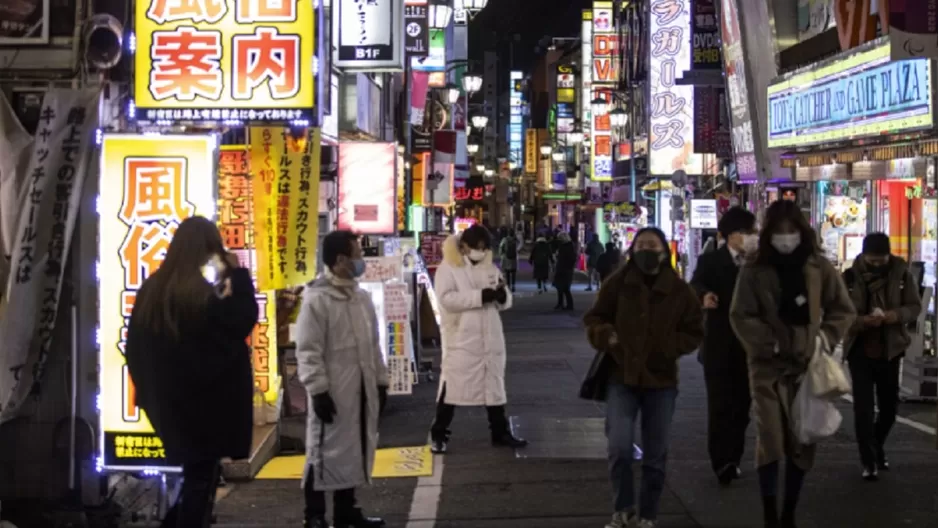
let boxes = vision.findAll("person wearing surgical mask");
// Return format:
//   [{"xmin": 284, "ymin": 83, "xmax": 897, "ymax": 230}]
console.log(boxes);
[
  {"xmin": 690, "ymin": 206, "xmax": 758, "ymax": 487},
  {"xmin": 295, "ymin": 230, "xmax": 388, "ymax": 528},
  {"xmin": 730, "ymin": 200, "xmax": 855, "ymax": 528},
  {"xmin": 430, "ymin": 225, "xmax": 526, "ymax": 454},
  {"xmin": 584, "ymin": 227, "xmax": 704, "ymax": 528}
]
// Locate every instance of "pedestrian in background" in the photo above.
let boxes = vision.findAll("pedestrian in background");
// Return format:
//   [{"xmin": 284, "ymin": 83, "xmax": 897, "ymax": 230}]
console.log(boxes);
[
  {"xmin": 553, "ymin": 232, "xmax": 577, "ymax": 310},
  {"xmin": 843, "ymin": 233, "xmax": 921, "ymax": 481},
  {"xmin": 594, "ymin": 241, "xmax": 621, "ymax": 284},
  {"xmin": 430, "ymin": 225, "xmax": 527, "ymax": 454},
  {"xmin": 295, "ymin": 231, "xmax": 388, "ymax": 528},
  {"xmin": 498, "ymin": 231, "xmax": 519, "ymax": 292},
  {"xmin": 585, "ymin": 233, "xmax": 604, "ymax": 291},
  {"xmin": 730, "ymin": 200, "xmax": 855, "ymax": 528},
  {"xmin": 584, "ymin": 227, "xmax": 704, "ymax": 528},
  {"xmin": 126, "ymin": 217, "xmax": 259, "ymax": 528},
  {"xmin": 690, "ymin": 206, "xmax": 758, "ymax": 486},
  {"xmin": 530, "ymin": 236, "xmax": 553, "ymax": 294}
]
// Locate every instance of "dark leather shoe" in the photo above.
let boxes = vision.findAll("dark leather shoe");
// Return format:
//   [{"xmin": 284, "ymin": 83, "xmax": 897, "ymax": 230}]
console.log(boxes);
[
  {"xmin": 334, "ymin": 509, "xmax": 386, "ymax": 528},
  {"xmin": 430, "ymin": 437, "xmax": 448, "ymax": 454},
  {"xmin": 304, "ymin": 516, "xmax": 328, "ymax": 528},
  {"xmin": 492, "ymin": 432, "xmax": 528, "ymax": 448}
]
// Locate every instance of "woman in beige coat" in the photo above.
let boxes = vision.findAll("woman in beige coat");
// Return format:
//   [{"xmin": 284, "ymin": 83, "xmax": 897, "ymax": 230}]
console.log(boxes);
[{"xmin": 730, "ymin": 201, "xmax": 855, "ymax": 528}]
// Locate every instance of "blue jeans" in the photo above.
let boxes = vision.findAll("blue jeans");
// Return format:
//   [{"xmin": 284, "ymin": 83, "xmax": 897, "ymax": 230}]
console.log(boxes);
[{"xmin": 606, "ymin": 383, "xmax": 678, "ymax": 520}]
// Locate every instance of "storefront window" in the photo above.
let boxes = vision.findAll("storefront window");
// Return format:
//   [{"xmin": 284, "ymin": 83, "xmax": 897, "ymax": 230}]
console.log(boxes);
[
  {"xmin": 874, "ymin": 180, "xmax": 938, "ymax": 292},
  {"xmin": 815, "ymin": 180, "xmax": 869, "ymax": 270}
]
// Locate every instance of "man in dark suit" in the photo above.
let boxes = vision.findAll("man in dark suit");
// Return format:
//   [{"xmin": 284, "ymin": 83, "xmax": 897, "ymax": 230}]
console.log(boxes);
[{"xmin": 690, "ymin": 206, "xmax": 758, "ymax": 486}]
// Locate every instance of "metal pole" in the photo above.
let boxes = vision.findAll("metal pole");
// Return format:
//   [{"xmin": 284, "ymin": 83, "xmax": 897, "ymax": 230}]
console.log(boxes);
[
  {"xmin": 427, "ymin": 96, "xmax": 436, "ymax": 232},
  {"xmin": 404, "ymin": 62, "xmax": 413, "ymax": 231},
  {"xmin": 629, "ymin": 97, "xmax": 636, "ymax": 202}
]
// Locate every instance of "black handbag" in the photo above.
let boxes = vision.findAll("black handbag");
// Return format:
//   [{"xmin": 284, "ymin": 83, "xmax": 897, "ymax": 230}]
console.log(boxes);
[{"xmin": 579, "ymin": 349, "xmax": 614, "ymax": 401}]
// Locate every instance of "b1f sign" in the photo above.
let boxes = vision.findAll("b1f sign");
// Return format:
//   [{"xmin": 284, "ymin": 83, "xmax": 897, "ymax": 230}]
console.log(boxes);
[{"xmin": 335, "ymin": 0, "xmax": 405, "ymax": 71}]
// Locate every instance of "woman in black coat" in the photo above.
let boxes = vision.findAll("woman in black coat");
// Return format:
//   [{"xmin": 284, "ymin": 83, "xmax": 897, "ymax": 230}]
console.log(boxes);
[
  {"xmin": 529, "ymin": 237, "xmax": 554, "ymax": 293},
  {"xmin": 126, "ymin": 216, "xmax": 259, "ymax": 528},
  {"xmin": 553, "ymin": 232, "xmax": 577, "ymax": 310}
]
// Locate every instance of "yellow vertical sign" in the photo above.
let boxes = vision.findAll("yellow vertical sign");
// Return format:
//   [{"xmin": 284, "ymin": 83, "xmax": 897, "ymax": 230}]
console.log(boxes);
[
  {"xmin": 249, "ymin": 127, "xmax": 322, "ymax": 290},
  {"xmin": 525, "ymin": 128, "xmax": 538, "ymax": 174}
]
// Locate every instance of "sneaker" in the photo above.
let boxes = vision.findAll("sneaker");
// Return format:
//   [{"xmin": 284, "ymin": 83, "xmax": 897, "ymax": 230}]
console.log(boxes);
[
  {"xmin": 604, "ymin": 511, "xmax": 635, "ymax": 528},
  {"xmin": 875, "ymin": 446, "xmax": 890, "ymax": 471},
  {"xmin": 862, "ymin": 466, "xmax": 879, "ymax": 481},
  {"xmin": 635, "ymin": 519, "xmax": 658, "ymax": 528}
]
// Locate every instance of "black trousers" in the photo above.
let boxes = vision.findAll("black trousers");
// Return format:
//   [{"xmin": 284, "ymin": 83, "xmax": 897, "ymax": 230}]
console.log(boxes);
[
  {"xmin": 430, "ymin": 384, "xmax": 510, "ymax": 438},
  {"xmin": 304, "ymin": 475, "xmax": 359, "ymax": 519},
  {"xmin": 703, "ymin": 347, "xmax": 751, "ymax": 473},
  {"xmin": 161, "ymin": 460, "xmax": 221, "ymax": 528},
  {"xmin": 849, "ymin": 354, "xmax": 901, "ymax": 467},
  {"xmin": 503, "ymin": 270, "xmax": 516, "ymax": 290},
  {"xmin": 536, "ymin": 279, "xmax": 547, "ymax": 291},
  {"xmin": 556, "ymin": 286, "xmax": 573, "ymax": 308}
]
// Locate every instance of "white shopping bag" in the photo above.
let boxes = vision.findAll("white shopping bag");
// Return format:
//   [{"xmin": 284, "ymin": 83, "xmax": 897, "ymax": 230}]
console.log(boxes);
[
  {"xmin": 808, "ymin": 333, "xmax": 852, "ymax": 399},
  {"xmin": 792, "ymin": 370, "xmax": 843, "ymax": 445}
]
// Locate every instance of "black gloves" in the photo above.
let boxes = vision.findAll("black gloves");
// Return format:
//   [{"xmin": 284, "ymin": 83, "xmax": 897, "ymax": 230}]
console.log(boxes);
[
  {"xmin": 482, "ymin": 286, "xmax": 508, "ymax": 305},
  {"xmin": 312, "ymin": 392, "xmax": 337, "ymax": 424},
  {"xmin": 378, "ymin": 385, "xmax": 388, "ymax": 414}
]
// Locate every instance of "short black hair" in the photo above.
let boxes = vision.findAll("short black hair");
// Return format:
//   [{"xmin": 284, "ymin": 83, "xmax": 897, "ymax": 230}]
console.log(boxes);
[
  {"xmin": 605, "ymin": 242, "xmax": 616, "ymax": 252},
  {"xmin": 321, "ymin": 230, "xmax": 359, "ymax": 268},
  {"xmin": 718, "ymin": 206, "xmax": 756, "ymax": 239},
  {"xmin": 460, "ymin": 225, "xmax": 492, "ymax": 250},
  {"xmin": 863, "ymin": 232, "xmax": 891, "ymax": 256}
]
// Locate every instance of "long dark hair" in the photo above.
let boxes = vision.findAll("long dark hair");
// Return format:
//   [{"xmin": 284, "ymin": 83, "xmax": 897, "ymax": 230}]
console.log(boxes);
[
  {"xmin": 754, "ymin": 200, "xmax": 820, "ymax": 266},
  {"xmin": 131, "ymin": 216, "xmax": 225, "ymax": 340},
  {"xmin": 625, "ymin": 226, "xmax": 673, "ymax": 270}
]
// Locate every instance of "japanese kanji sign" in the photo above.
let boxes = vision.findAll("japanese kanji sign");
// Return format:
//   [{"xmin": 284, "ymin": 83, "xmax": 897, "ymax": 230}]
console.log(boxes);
[
  {"xmin": 335, "ymin": 0, "xmax": 405, "ymax": 71},
  {"xmin": 590, "ymin": 1, "xmax": 615, "ymax": 182},
  {"xmin": 133, "ymin": 0, "xmax": 316, "ymax": 123},
  {"xmin": 217, "ymin": 146, "xmax": 279, "ymax": 403},
  {"xmin": 98, "ymin": 134, "xmax": 216, "ymax": 469},
  {"xmin": 0, "ymin": 89, "xmax": 99, "ymax": 425},
  {"xmin": 648, "ymin": 0, "xmax": 703, "ymax": 175},
  {"xmin": 248, "ymin": 127, "xmax": 322, "ymax": 291}
]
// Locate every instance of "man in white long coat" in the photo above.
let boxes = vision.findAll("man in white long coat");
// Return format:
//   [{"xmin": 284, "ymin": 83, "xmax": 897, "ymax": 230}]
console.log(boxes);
[
  {"xmin": 430, "ymin": 225, "xmax": 528, "ymax": 454},
  {"xmin": 295, "ymin": 231, "xmax": 388, "ymax": 528}
]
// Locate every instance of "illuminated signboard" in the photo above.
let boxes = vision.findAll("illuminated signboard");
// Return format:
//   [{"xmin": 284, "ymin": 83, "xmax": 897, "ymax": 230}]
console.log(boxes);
[
  {"xmin": 767, "ymin": 39, "xmax": 934, "ymax": 149},
  {"xmin": 582, "ymin": 10, "xmax": 593, "ymax": 162},
  {"xmin": 720, "ymin": 0, "xmax": 758, "ymax": 181},
  {"xmin": 649, "ymin": 0, "xmax": 703, "ymax": 175},
  {"xmin": 557, "ymin": 64, "xmax": 576, "ymax": 103},
  {"xmin": 510, "ymin": 70, "xmax": 524, "ymax": 166},
  {"xmin": 335, "ymin": 0, "xmax": 404, "ymax": 71},
  {"xmin": 337, "ymin": 142, "xmax": 397, "ymax": 234},
  {"xmin": 591, "ymin": 1, "xmax": 615, "ymax": 182},
  {"xmin": 98, "ymin": 134, "xmax": 217, "ymax": 470},
  {"xmin": 133, "ymin": 0, "xmax": 316, "ymax": 124}
]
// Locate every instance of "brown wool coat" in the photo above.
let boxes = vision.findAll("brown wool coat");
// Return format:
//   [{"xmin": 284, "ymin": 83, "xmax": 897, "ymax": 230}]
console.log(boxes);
[
  {"xmin": 584, "ymin": 264, "xmax": 704, "ymax": 389},
  {"xmin": 730, "ymin": 254, "xmax": 856, "ymax": 470}
]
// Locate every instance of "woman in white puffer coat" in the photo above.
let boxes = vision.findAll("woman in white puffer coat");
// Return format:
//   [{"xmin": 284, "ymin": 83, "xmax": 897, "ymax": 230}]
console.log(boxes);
[{"xmin": 429, "ymin": 225, "xmax": 528, "ymax": 454}]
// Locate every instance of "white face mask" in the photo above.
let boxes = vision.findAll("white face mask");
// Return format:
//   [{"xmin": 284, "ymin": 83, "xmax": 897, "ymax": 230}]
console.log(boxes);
[
  {"xmin": 468, "ymin": 249, "xmax": 487, "ymax": 262},
  {"xmin": 741, "ymin": 233, "xmax": 759, "ymax": 254},
  {"xmin": 771, "ymin": 233, "xmax": 801, "ymax": 255}
]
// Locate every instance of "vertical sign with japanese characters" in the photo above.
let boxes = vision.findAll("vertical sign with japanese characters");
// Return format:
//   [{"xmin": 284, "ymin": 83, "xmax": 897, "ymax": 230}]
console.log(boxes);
[
  {"xmin": 591, "ymin": 1, "xmax": 615, "ymax": 182},
  {"xmin": 217, "ymin": 146, "xmax": 280, "ymax": 403},
  {"xmin": 582, "ymin": 10, "xmax": 593, "ymax": 172},
  {"xmin": 133, "ymin": 0, "xmax": 316, "ymax": 124},
  {"xmin": 98, "ymin": 134, "xmax": 216, "ymax": 468},
  {"xmin": 648, "ymin": 0, "xmax": 704, "ymax": 175},
  {"xmin": 0, "ymin": 89, "xmax": 99, "ymax": 424},
  {"xmin": 248, "ymin": 127, "xmax": 322, "ymax": 291},
  {"xmin": 335, "ymin": 0, "xmax": 405, "ymax": 71},
  {"xmin": 404, "ymin": 0, "xmax": 428, "ymax": 57}
]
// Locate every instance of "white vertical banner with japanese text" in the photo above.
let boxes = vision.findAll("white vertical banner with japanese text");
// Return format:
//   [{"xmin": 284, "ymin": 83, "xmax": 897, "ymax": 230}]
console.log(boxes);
[
  {"xmin": 590, "ymin": 1, "xmax": 615, "ymax": 182},
  {"xmin": 0, "ymin": 89, "xmax": 100, "ymax": 423}
]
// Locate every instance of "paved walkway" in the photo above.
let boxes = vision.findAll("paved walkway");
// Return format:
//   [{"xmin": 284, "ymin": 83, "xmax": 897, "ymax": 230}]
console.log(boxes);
[{"xmin": 212, "ymin": 271, "xmax": 938, "ymax": 528}]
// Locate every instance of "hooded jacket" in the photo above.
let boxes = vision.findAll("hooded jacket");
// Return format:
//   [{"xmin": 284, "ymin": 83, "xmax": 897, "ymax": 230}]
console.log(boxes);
[
  {"xmin": 435, "ymin": 234, "xmax": 513, "ymax": 406},
  {"xmin": 295, "ymin": 273, "xmax": 389, "ymax": 490},
  {"xmin": 842, "ymin": 255, "xmax": 922, "ymax": 360}
]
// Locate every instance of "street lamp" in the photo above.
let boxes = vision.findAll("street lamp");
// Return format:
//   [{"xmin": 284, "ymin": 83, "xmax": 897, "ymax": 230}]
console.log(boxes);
[
  {"xmin": 591, "ymin": 96, "xmax": 608, "ymax": 117},
  {"xmin": 456, "ymin": 0, "xmax": 489, "ymax": 10},
  {"xmin": 567, "ymin": 131, "xmax": 584, "ymax": 145},
  {"xmin": 539, "ymin": 143, "xmax": 552, "ymax": 156},
  {"xmin": 461, "ymin": 73, "xmax": 483, "ymax": 96},
  {"xmin": 467, "ymin": 142, "xmax": 479, "ymax": 154},
  {"xmin": 608, "ymin": 107, "xmax": 628, "ymax": 128},
  {"xmin": 475, "ymin": 163, "xmax": 486, "ymax": 173},
  {"xmin": 471, "ymin": 115, "xmax": 488, "ymax": 129},
  {"xmin": 551, "ymin": 151, "xmax": 565, "ymax": 162},
  {"xmin": 446, "ymin": 83, "xmax": 460, "ymax": 104},
  {"xmin": 428, "ymin": 0, "xmax": 453, "ymax": 28},
  {"xmin": 484, "ymin": 168, "xmax": 495, "ymax": 177}
]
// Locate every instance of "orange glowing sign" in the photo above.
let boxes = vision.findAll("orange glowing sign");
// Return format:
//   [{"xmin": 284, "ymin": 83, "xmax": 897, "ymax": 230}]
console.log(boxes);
[{"xmin": 134, "ymin": 0, "xmax": 316, "ymax": 123}]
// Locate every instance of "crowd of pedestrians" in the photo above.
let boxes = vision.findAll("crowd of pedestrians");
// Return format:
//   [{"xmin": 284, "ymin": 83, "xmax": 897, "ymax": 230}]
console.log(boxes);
[{"xmin": 123, "ymin": 201, "xmax": 922, "ymax": 528}]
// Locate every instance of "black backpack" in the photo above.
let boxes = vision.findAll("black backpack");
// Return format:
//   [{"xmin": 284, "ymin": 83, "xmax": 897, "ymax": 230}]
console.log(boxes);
[{"xmin": 505, "ymin": 239, "xmax": 517, "ymax": 259}]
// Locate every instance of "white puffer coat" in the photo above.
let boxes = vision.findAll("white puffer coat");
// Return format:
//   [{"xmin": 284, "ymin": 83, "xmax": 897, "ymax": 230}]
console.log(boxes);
[
  {"xmin": 435, "ymin": 234, "xmax": 512, "ymax": 406},
  {"xmin": 295, "ymin": 276, "xmax": 389, "ymax": 490}
]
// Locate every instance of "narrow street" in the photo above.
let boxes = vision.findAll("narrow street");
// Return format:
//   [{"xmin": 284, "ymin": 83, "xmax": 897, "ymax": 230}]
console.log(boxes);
[{"xmin": 212, "ymin": 268, "xmax": 938, "ymax": 528}]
